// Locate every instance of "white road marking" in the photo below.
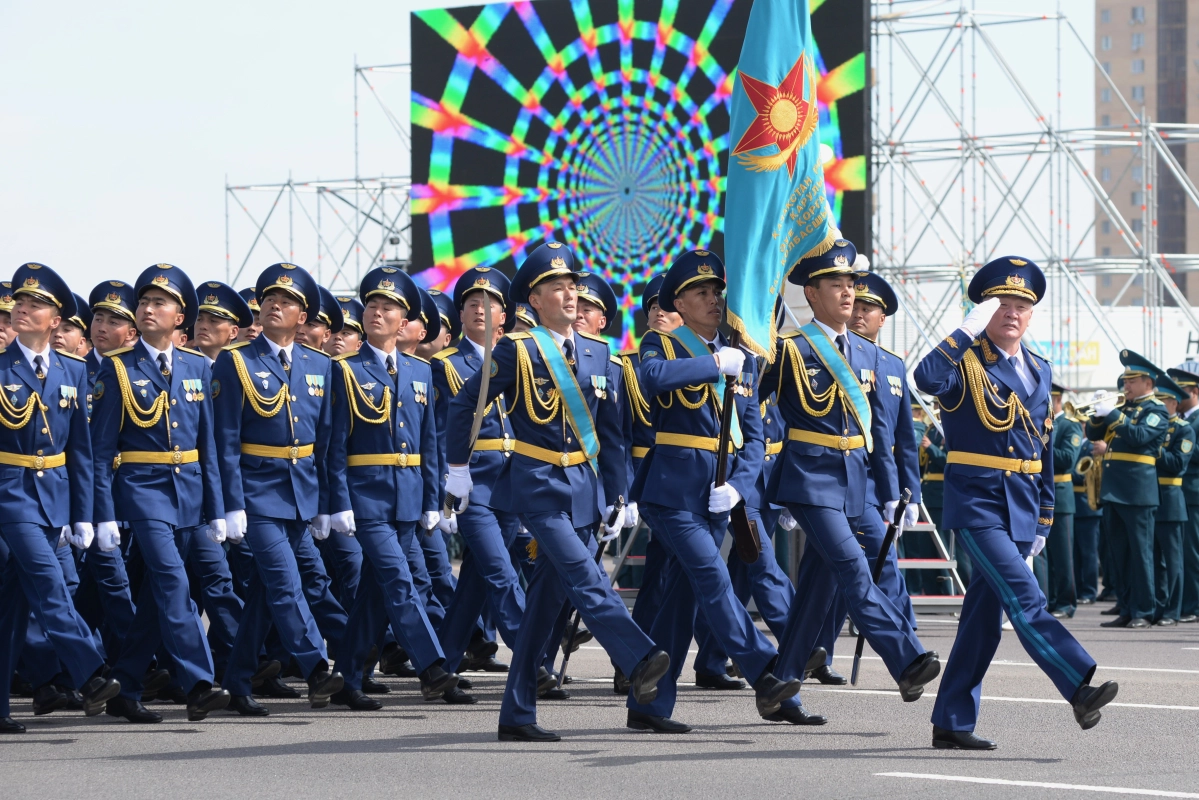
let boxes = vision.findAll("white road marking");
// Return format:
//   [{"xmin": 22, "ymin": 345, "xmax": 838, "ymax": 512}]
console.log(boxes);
[
  {"xmin": 805, "ymin": 686, "xmax": 1199, "ymax": 711},
  {"xmin": 877, "ymin": 772, "xmax": 1199, "ymax": 798},
  {"xmin": 830, "ymin": 654, "xmax": 1199, "ymax": 675}
]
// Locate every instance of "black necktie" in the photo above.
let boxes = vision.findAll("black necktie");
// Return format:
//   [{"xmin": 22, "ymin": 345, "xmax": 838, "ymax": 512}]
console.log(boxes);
[
  {"xmin": 562, "ymin": 338, "xmax": 577, "ymax": 373},
  {"xmin": 836, "ymin": 334, "xmax": 848, "ymax": 360},
  {"xmin": 33, "ymin": 355, "xmax": 46, "ymax": 386},
  {"xmin": 386, "ymin": 354, "xmax": 396, "ymax": 376},
  {"xmin": 157, "ymin": 352, "xmax": 171, "ymax": 379},
  {"xmin": 279, "ymin": 349, "xmax": 290, "ymax": 373}
]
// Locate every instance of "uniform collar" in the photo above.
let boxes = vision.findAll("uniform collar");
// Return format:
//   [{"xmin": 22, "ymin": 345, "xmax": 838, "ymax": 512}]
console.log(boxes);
[
  {"xmin": 459, "ymin": 335, "xmax": 483, "ymax": 359},
  {"xmin": 811, "ymin": 316, "xmax": 848, "ymax": 342},
  {"xmin": 260, "ymin": 335, "xmax": 293, "ymax": 364},
  {"xmin": 367, "ymin": 341, "xmax": 397, "ymax": 368},
  {"xmin": 546, "ymin": 326, "xmax": 575, "ymax": 351},
  {"xmin": 15, "ymin": 338, "xmax": 52, "ymax": 367},
  {"xmin": 141, "ymin": 339, "xmax": 174, "ymax": 368}
]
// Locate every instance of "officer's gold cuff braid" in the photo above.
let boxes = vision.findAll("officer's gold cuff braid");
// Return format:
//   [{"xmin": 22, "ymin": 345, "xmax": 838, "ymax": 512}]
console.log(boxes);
[
  {"xmin": 1038, "ymin": 517, "xmax": 1053, "ymax": 526},
  {"xmin": 346, "ymin": 453, "xmax": 422, "ymax": 467},
  {"xmin": 946, "ymin": 451, "xmax": 1042, "ymax": 474},
  {"xmin": 0, "ymin": 451, "xmax": 65, "ymax": 469},
  {"xmin": 621, "ymin": 354, "xmax": 652, "ymax": 427},
  {"xmin": 655, "ymin": 432, "xmax": 737, "ymax": 453},
  {"xmin": 787, "ymin": 429, "xmax": 865, "ymax": 450}
]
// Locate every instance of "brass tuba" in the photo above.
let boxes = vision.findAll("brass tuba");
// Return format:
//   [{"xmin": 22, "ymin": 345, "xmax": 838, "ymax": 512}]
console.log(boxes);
[{"xmin": 1075, "ymin": 455, "xmax": 1103, "ymax": 511}]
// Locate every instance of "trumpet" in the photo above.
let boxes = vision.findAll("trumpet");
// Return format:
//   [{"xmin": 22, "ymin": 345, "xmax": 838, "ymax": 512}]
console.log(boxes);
[{"xmin": 1063, "ymin": 393, "xmax": 1124, "ymax": 423}]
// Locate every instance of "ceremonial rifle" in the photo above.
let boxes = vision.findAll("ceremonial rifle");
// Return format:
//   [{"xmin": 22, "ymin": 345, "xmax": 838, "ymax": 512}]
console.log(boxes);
[
  {"xmin": 850, "ymin": 487, "xmax": 912, "ymax": 686},
  {"xmin": 716, "ymin": 330, "xmax": 761, "ymax": 564},
  {"xmin": 443, "ymin": 298, "xmax": 494, "ymax": 516}
]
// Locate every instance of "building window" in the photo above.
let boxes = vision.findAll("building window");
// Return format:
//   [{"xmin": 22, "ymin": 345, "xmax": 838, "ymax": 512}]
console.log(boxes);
[
  {"xmin": 1131, "ymin": 6, "xmax": 1145, "ymax": 23},
  {"xmin": 1101, "ymin": 114, "xmax": 1111, "ymax": 126},
  {"xmin": 1131, "ymin": 59, "xmax": 1146, "ymax": 73},
  {"xmin": 1101, "ymin": 167, "xmax": 1112, "ymax": 181},
  {"xmin": 1102, "ymin": 61, "xmax": 1112, "ymax": 74},
  {"xmin": 1132, "ymin": 165, "xmax": 1144, "ymax": 183},
  {"xmin": 1131, "ymin": 85, "xmax": 1145, "ymax": 101},
  {"xmin": 1101, "ymin": 271, "xmax": 1112, "ymax": 282},
  {"xmin": 1131, "ymin": 32, "xmax": 1145, "ymax": 50},
  {"xmin": 1131, "ymin": 219, "xmax": 1144, "ymax": 233},
  {"xmin": 1101, "ymin": 88, "xmax": 1112, "ymax": 103},
  {"xmin": 1101, "ymin": 9, "xmax": 1111, "ymax": 24},
  {"xmin": 1101, "ymin": 220, "xmax": 1112, "ymax": 234},
  {"xmin": 1101, "ymin": 36, "xmax": 1112, "ymax": 50},
  {"xmin": 1100, "ymin": 145, "xmax": 1112, "ymax": 156},
  {"xmin": 1132, "ymin": 191, "xmax": 1144, "ymax": 205}
]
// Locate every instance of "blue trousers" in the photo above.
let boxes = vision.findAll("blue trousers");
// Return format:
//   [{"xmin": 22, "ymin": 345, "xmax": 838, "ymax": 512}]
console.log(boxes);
[
  {"xmin": 184, "ymin": 528, "xmax": 243, "ymax": 675},
  {"xmin": 0, "ymin": 525, "xmax": 106, "ymax": 716},
  {"xmin": 223, "ymin": 517, "xmax": 328, "ymax": 695},
  {"xmin": 112, "ymin": 521, "xmax": 214, "ymax": 699},
  {"xmin": 693, "ymin": 505, "xmax": 793, "ymax": 676},
  {"xmin": 1154, "ymin": 520, "xmax": 1183, "ymax": 622},
  {"xmin": 291, "ymin": 526, "xmax": 349, "ymax": 658},
  {"xmin": 777, "ymin": 504, "xmax": 924, "ymax": 710},
  {"xmin": 405, "ymin": 527, "xmax": 453, "ymax": 631},
  {"xmin": 317, "ymin": 528, "xmax": 363, "ymax": 609},
  {"xmin": 1073, "ymin": 515, "xmax": 1101, "ymax": 601},
  {"xmin": 340, "ymin": 522, "xmax": 444, "ymax": 690},
  {"xmin": 75, "ymin": 537, "xmax": 137, "ymax": 662},
  {"xmin": 225, "ymin": 538, "xmax": 255, "ymax": 598},
  {"xmin": 439, "ymin": 502, "xmax": 524, "ymax": 674},
  {"xmin": 631, "ymin": 532, "xmax": 668, "ymax": 635},
  {"xmin": 1104, "ymin": 503, "xmax": 1156, "ymax": 620},
  {"xmin": 816, "ymin": 504, "xmax": 916, "ymax": 663},
  {"xmin": 500, "ymin": 512, "xmax": 654, "ymax": 727},
  {"xmin": 932, "ymin": 527, "xmax": 1097, "ymax": 731},
  {"xmin": 1046, "ymin": 513, "xmax": 1076, "ymax": 615}
]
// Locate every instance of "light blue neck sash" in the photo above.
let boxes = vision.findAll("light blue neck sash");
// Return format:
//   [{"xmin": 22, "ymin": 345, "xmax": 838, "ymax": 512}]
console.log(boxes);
[
  {"xmin": 671, "ymin": 326, "xmax": 743, "ymax": 449},
  {"xmin": 527, "ymin": 327, "xmax": 599, "ymax": 473},
  {"xmin": 798, "ymin": 323, "xmax": 873, "ymax": 452}
]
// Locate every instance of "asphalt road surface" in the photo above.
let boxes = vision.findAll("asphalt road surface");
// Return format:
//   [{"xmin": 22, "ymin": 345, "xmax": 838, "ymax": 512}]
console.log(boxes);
[{"xmin": 2, "ymin": 603, "xmax": 1196, "ymax": 800}]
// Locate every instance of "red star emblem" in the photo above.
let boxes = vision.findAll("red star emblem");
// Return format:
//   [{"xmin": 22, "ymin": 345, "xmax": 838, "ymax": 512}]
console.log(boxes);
[{"xmin": 732, "ymin": 53, "xmax": 818, "ymax": 178}]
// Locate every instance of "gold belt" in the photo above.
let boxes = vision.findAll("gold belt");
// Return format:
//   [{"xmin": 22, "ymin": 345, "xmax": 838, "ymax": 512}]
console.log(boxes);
[
  {"xmin": 788, "ymin": 429, "xmax": 865, "ymax": 451},
  {"xmin": 1054, "ymin": 474, "xmax": 1074, "ymax": 483},
  {"xmin": 116, "ymin": 449, "xmax": 199, "ymax": 468},
  {"xmin": 513, "ymin": 440, "xmax": 588, "ymax": 468},
  {"xmin": 654, "ymin": 432, "xmax": 736, "ymax": 453},
  {"xmin": 474, "ymin": 438, "xmax": 515, "ymax": 453},
  {"xmin": 946, "ymin": 451, "xmax": 1042, "ymax": 474},
  {"xmin": 241, "ymin": 443, "xmax": 314, "ymax": 460},
  {"xmin": 1104, "ymin": 452, "xmax": 1156, "ymax": 466},
  {"xmin": 765, "ymin": 441, "xmax": 783, "ymax": 456},
  {"xmin": 347, "ymin": 453, "xmax": 421, "ymax": 467},
  {"xmin": 0, "ymin": 451, "xmax": 66, "ymax": 470},
  {"xmin": 924, "ymin": 473, "xmax": 944, "ymax": 481},
  {"xmin": 1159, "ymin": 477, "xmax": 1183, "ymax": 486},
  {"xmin": 632, "ymin": 446, "xmax": 650, "ymax": 459},
  {"xmin": 1073, "ymin": 485, "xmax": 1086, "ymax": 492}
]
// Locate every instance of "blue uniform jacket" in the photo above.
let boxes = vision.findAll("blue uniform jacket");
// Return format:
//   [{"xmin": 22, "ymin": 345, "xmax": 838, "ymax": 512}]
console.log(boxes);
[
  {"xmin": 1156, "ymin": 415, "xmax": 1194, "ymax": 523},
  {"xmin": 914, "ymin": 328, "xmax": 1054, "ymax": 543},
  {"xmin": 866, "ymin": 343, "xmax": 922, "ymax": 508},
  {"xmin": 86, "ymin": 349, "xmax": 103, "ymax": 419},
  {"xmin": 630, "ymin": 330, "xmax": 763, "ymax": 515},
  {"xmin": 0, "ymin": 346, "xmax": 93, "ymax": 527},
  {"xmin": 328, "ymin": 348, "xmax": 439, "ymax": 522},
  {"xmin": 618, "ymin": 351, "xmax": 654, "ymax": 490},
  {"xmin": 1085, "ymin": 395, "xmax": 1168, "ymax": 508},
  {"xmin": 211, "ymin": 337, "xmax": 332, "ymax": 521},
  {"xmin": 1051, "ymin": 415, "xmax": 1084, "ymax": 516},
  {"xmin": 92, "ymin": 341, "xmax": 222, "ymax": 527},
  {"xmin": 431, "ymin": 338, "xmax": 516, "ymax": 509},
  {"xmin": 762, "ymin": 329, "xmax": 877, "ymax": 517},
  {"xmin": 746, "ymin": 393, "xmax": 786, "ymax": 512}
]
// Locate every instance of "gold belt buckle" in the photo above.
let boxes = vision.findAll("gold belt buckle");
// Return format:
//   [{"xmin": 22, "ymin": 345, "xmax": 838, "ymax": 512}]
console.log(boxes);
[
  {"xmin": 288, "ymin": 446, "xmax": 300, "ymax": 460},
  {"xmin": 560, "ymin": 453, "xmax": 570, "ymax": 467},
  {"xmin": 33, "ymin": 455, "xmax": 45, "ymax": 470},
  {"xmin": 502, "ymin": 438, "xmax": 514, "ymax": 453},
  {"xmin": 837, "ymin": 436, "xmax": 850, "ymax": 451},
  {"xmin": 1019, "ymin": 459, "xmax": 1032, "ymax": 474},
  {"xmin": 171, "ymin": 451, "xmax": 183, "ymax": 465},
  {"xmin": 398, "ymin": 453, "xmax": 408, "ymax": 468}
]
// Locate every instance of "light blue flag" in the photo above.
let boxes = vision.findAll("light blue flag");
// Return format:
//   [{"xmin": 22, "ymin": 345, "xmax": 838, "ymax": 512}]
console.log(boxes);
[{"xmin": 724, "ymin": 0, "xmax": 834, "ymax": 361}]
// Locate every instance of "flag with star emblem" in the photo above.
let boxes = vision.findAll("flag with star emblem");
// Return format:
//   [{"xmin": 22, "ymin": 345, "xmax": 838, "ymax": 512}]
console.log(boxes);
[{"xmin": 724, "ymin": 0, "xmax": 834, "ymax": 360}]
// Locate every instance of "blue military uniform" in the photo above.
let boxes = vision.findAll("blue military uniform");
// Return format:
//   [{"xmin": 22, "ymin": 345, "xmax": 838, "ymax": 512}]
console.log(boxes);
[
  {"xmin": 1151, "ymin": 375, "xmax": 1193, "ymax": 624},
  {"xmin": 1047, "ymin": 383, "xmax": 1084, "ymax": 617},
  {"xmin": 1167, "ymin": 366, "xmax": 1199, "ymax": 623},
  {"xmin": 918, "ymin": 256, "xmax": 1108, "ymax": 739}
]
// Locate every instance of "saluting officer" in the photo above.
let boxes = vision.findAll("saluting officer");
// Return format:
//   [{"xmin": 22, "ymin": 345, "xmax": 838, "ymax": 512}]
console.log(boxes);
[
  {"xmin": 1151, "ymin": 374, "xmax": 1193, "ymax": 626},
  {"xmin": 445, "ymin": 242, "xmax": 668, "ymax": 743},
  {"xmin": 0, "ymin": 263, "xmax": 121, "ymax": 734},
  {"xmin": 213, "ymin": 264, "xmax": 346, "ymax": 716},
  {"xmin": 1167, "ymin": 365, "xmax": 1199, "ymax": 623},
  {"xmin": 1088, "ymin": 350, "xmax": 1170, "ymax": 629},
  {"xmin": 1047, "ymin": 382, "xmax": 1084, "ymax": 618},
  {"xmin": 93, "ymin": 264, "xmax": 230, "ymax": 723},
  {"xmin": 917, "ymin": 256, "xmax": 1117, "ymax": 749}
]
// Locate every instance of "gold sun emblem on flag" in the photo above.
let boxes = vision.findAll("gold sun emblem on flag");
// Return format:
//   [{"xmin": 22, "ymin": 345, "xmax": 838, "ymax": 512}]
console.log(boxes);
[{"xmin": 732, "ymin": 52, "xmax": 819, "ymax": 178}]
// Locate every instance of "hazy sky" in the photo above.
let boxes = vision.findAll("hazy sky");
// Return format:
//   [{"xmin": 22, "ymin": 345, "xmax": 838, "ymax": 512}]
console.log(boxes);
[{"xmin": 1, "ymin": 0, "xmax": 1095, "ymax": 293}]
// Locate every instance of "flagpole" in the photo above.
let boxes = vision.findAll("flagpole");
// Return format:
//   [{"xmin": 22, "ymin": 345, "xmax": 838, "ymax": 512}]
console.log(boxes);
[{"xmin": 715, "ymin": 329, "xmax": 761, "ymax": 564}]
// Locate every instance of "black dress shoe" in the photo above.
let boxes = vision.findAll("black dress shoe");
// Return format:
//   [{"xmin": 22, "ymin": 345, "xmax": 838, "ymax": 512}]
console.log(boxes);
[
  {"xmin": 256, "ymin": 675, "xmax": 301, "ymax": 699},
  {"xmin": 1050, "ymin": 609, "xmax": 1072, "ymax": 619},
  {"xmin": 897, "ymin": 651, "xmax": 941, "ymax": 702},
  {"xmin": 726, "ymin": 660, "xmax": 744, "ymax": 679},
  {"xmin": 60, "ymin": 688, "xmax": 84, "ymax": 711},
  {"xmin": 1126, "ymin": 618, "xmax": 1151, "ymax": 629},
  {"xmin": 0, "ymin": 716, "xmax": 25, "ymax": 734},
  {"xmin": 753, "ymin": 672, "xmax": 802, "ymax": 717},
  {"xmin": 142, "ymin": 668, "xmax": 172, "ymax": 695},
  {"xmin": 251, "ymin": 660, "xmax": 282, "ymax": 688},
  {"xmin": 695, "ymin": 671, "xmax": 746, "ymax": 690},
  {"xmin": 1181, "ymin": 614, "xmax": 1199, "ymax": 623},
  {"xmin": 629, "ymin": 650, "xmax": 671, "ymax": 705},
  {"xmin": 10, "ymin": 675, "xmax": 34, "ymax": 697},
  {"xmin": 187, "ymin": 686, "xmax": 231, "ymax": 721},
  {"xmin": 458, "ymin": 676, "xmax": 473, "ymax": 691},
  {"xmin": 228, "ymin": 695, "xmax": 270, "ymax": 717},
  {"xmin": 1071, "ymin": 680, "xmax": 1118, "ymax": 730},
  {"xmin": 498, "ymin": 723, "xmax": 560, "ymax": 742},
  {"xmin": 627, "ymin": 709, "xmax": 691, "ymax": 733},
  {"xmin": 811, "ymin": 665, "xmax": 847, "ymax": 686},
  {"xmin": 804, "ymin": 647, "xmax": 828, "ymax": 679},
  {"xmin": 763, "ymin": 705, "xmax": 827, "ymax": 725},
  {"xmin": 561, "ymin": 628, "xmax": 593, "ymax": 653},
  {"xmin": 157, "ymin": 686, "xmax": 188, "ymax": 704},
  {"xmin": 1154, "ymin": 618, "xmax": 1178, "ymax": 627},
  {"xmin": 443, "ymin": 686, "xmax": 478, "ymax": 705},
  {"xmin": 932, "ymin": 725, "xmax": 997, "ymax": 750},
  {"xmin": 465, "ymin": 639, "xmax": 499, "ymax": 662},
  {"xmin": 1100, "ymin": 615, "xmax": 1131, "ymax": 628},
  {"xmin": 419, "ymin": 665, "xmax": 458, "ymax": 700},
  {"xmin": 539, "ymin": 687, "xmax": 570, "ymax": 700},
  {"xmin": 463, "ymin": 655, "xmax": 509, "ymax": 673},
  {"xmin": 307, "ymin": 670, "xmax": 344, "ymax": 708},
  {"xmin": 536, "ymin": 666, "xmax": 557, "ymax": 694},
  {"xmin": 1100, "ymin": 606, "xmax": 1123, "ymax": 616},
  {"xmin": 361, "ymin": 674, "xmax": 390, "ymax": 694},
  {"xmin": 80, "ymin": 673, "xmax": 122, "ymax": 717},
  {"xmin": 377, "ymin": 645, "xmax": 411, "ymax": 676},
  {"xmin": 32, "ymin": 684, "xmax": 69, "ymax": 716},
  {"xmin": 106, "ymin": 696, "xmax": 163, "ymax": 724},
  {"xmin": 1077, "ymin": 597, "xmax": 1095, "ymax": 605},
  {"xmin": 331, "ymin": 688, "xmax": 383, "ymax": 711},
  {"xmin": 613, "ymin": 669, "xmax": 631, "ymax": 694}
]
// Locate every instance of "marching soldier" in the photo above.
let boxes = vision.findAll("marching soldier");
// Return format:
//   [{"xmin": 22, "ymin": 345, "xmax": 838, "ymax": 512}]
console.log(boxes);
[
  {"xmin": 53, "ymin": 293, "xmax": 91, "ymax": 358},
  {"xmin": 1167, "ymin": 366, "xmax": 1199, "ymax": 623},
  {"xmin": 235, "ymin": 288, "xmax": 262, "ymax": 343},
  {"xmin": 0, "ymin": 281, "xmax": 14, "ymax": 347},
  {"xmin": 295, "ymin": 285, "xmax": 342, "ymax": 351},
  {"xmin": 445, "ymin": 242, "xmax": 668, "ymax": 742},
  {"xmin": 328, "ymin": 295, "xmax": 364, "ymax": 357},
  {"xmin": 1087, "ymin": 350, "xmax": 1169, "ymax": 629},
  {"xmin": 418, "ymin": 289, "xmax": 455, "ymax": 359},
  {"xmin": 1047, "ymin": 382, "xmax": 1084, "ymax": 618},
  {"xmin": 1151, "ymin": 374, "xmax": 1193, "ymax": 626},
  {"xmin": 92, "ymin": 264, "xmax": 229, "ymax": 723},
  {"xmin": 917, "ymin": 256, "xmax": 1116, "ymax": 749},
  {"xmin": 0, "ymin": 263, "xmax": 121, "ymax": 733},
  {"xmin": 766, "ymin": 241, "xmax": 937, "ymax": 723}
]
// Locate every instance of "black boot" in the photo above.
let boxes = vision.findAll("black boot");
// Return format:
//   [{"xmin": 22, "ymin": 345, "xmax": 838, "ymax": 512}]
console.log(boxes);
[
  {"xmin": 932, "ymin": 726, "xmax": 997, "ymax": 750},
  {"xmin": 228, "ymin": 695, "xmax": 270, "ymax": 717},
  {"xmin": 32, "ymin": 684, "xmax": 69, "ymax": 716},
  {"xmin": 753, "ymin": 671, "xmax": 802, "ymax": 717},
  {"xmin": 79, "ymin": 669, "xmax": 122, "ymax": 717}
]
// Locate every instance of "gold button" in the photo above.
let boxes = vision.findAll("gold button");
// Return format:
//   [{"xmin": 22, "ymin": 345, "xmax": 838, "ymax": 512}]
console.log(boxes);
[
  {"xmin": 1008, "ymin": 446, "xmax": 1014, "ymax": 453},
  {"xmin": 294, "ymin": 439, "xmax": 300, "ymax": 445},
  {"xmin": 294, "ymin": 416, "xmax": 299, "ymax": 422},
  {"xmin": 36, "ymin": 450, "xmax": 43, "ymax": 456},
  {"xmin": 36, "ymin": 470, "xmax": 43, "ymax": 478},
  {"xmin": 766, "ymin": 438, "xmax": 772, "ymax": 444},
  {"xmin": 1005, "ymin": 470, "xmax": 1012, "ymax": 476},
  {"xmin": 566, "ymin": 437, "xmax": 572, "ymax": 444},
  {"xmin": 174, "ymin": 445, "xmax": 180, "ymax": 451},
  {"xmin": 175, "ymin": 467, "xmax": 181, "ymax": 473},
  {"xmin": 399, "ymin": 421, "xmax": 404, "ymax": 428},
  {"xmin": 172, "ymin": 422, "xmax": 178, "ymax": 428},
  {"xmin": 401, "ymin": 442, "xmax": 408, "ymax": 448},
  {"xmin": 1033, "ymin": 452, "xmax": 1039, "ymax": 458},
  {"xmin": 765, "ymin": 456, "xmax": 772, "ymax": 462},
  {"xmin": 766, "ymin": 418, "xmax": 772, "ymax": 423},
  {"xmin": 171, "ymin": 399, "xmax": 176, "ymax": 406},
  {"xmin": 41, "ymin": 427, "xmax": 48, "ymax": 434}
]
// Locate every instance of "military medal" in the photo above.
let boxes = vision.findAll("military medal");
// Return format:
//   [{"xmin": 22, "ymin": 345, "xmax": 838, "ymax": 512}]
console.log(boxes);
[
  {"xmin": 58, "ymin": 385, "xmax": 75, "ymax": 408},
  {"xmin": 590, "ymin": 375, "xmax": 607, "ymax": 399}
]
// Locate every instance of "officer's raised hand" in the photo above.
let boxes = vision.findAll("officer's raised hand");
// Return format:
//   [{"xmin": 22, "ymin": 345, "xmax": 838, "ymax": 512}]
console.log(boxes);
[
  {"xmin": 958, "ymin": 296, "xmax": 1001, "ymax": 338},
  {"xmin": 715, "ymin": 346, "xmax": 745, "ymax": 376}
]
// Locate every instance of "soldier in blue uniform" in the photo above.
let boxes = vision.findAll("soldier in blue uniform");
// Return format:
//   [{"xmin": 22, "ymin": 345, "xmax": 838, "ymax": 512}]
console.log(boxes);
[
  {"xmin": 1047, "ymin": 382, "xmax": 1084, "ymax": 618},
  {"xmin": 417, "ymin": 289, "xmax": 455, "ymax": 360},
  {"xmin": 1088, "ymin": 350, "xmax": 1170, "ymax": 629},
  {"xmin": 1167, "ymin": 366, "xmax": 1199, "ymax": 623},
  {"xmin": 234, "ymin": 287, "xmax": 262, "ymax": 343},
  {"xmin": 0, "ymin": 263, "xmax": 121, "ymax": 733},
  {"xmin": 446, "ymin": 242, "xmax": 669, "ymax": 742},
  {"xmin": 92, "ymin": 264, "xmax": 230, "ymax": 723},
  {"xmin": 53, "ymin": 293, "xmax": 91, "ymax": 357},
  {"xmin": 328, "ymin": 295, "xmax": 364, "ymax": 357},
  {"xmin": 917, "ymin": 256, "xmax": 1117, "ymax": 749},
  {"xmin": 766, "ymin": 241, "xmax": 937, "ymax": 724},
  {"xmin": 213, "ymin": 264, "xmax": 346, "ymax": 716},
  {"xmin": 1151, "ymin": 374, "xmax": 1193, "ymax": 626},
  {"xmin": 0, "ymin": 281, "xmax": 14, "ymax": 348}
]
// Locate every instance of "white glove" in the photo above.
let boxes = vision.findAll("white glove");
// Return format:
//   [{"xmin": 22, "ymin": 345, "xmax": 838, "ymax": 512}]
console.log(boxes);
[
  {"xmin": 331, "ymin": 509, "xmax": 356, "ymax": 536},
  {"xmin": 58, "ymin": 526, "xmax": 68, "ymax": 548},
  {"xmin": 778, "ymin": 509, "xmax": 798, "ymax": 531},
  {"xmin": 421, "ymin": 510, "xmax": 440, "ymax": 531},
  {"xmin": 903, "ymin": 504, "xmax": 920, "ymax": 529},
  {"xmin": 624, "ymin": 501, "xmax": 640, "ymax": 530},
  {"xmin": 715, "ymin": 346, "xmax": 745, "ymax": 377},
  {"xmin": 1092, "ymin": 398, "xmax": 1116, "ymax": 419},
  {"xmin": 225, "ymin": 510, "xmax": 248, "ymax": 542},
  {"xmin": 445, "ymin": 464, "xmax": 473, "ymax": 502},
  {"xmin": 883, "ymin": 500, "xmax": 899, "ymax": 524},
  {"xmin": 1030, "ymin": 534, "xmax": 1047, "ymax": 557},
  {"xmin": 437, "ymin": 513, "xmax": 459, "ymax": 535},
  {"xmin": 600, "ymin": 505, "xmax": 626, "ymax": 541},
  {"xmin": 96, "ymin": 521, "xmax": 121, "ymax": 552},
  {"xmin": 959, "ymin": 297, "xmax": 1001, "ymax": 339},
  {"xmin": 309, "ymin": 514, "xmax": 331, "ymax": 541},
  {"xmin": 70, "ymin": 522, "xmax": 95, "ymax": 551},
  {"xmin": 206, "ymin": 519, "xmax": 227, "ymax": 544},
  {"xmin": 708, "ymin": 482, "xmax": 742, "ymax": 515}
]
